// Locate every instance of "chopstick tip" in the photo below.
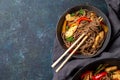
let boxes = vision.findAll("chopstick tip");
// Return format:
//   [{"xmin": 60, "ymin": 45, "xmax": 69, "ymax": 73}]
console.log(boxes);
[{"xmin": 51, "ymin": 64, "xmax": 54, "ymax": 68}]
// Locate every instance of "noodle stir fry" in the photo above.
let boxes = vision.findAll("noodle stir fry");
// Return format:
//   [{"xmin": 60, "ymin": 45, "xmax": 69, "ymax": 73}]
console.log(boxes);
[
  {"xmin": 81, "ymin": 64, "xmax": 120, "ymax": 80},
  {"xmin": 62, "ymin": 8, "xmax": 108, "ymax": 55}
]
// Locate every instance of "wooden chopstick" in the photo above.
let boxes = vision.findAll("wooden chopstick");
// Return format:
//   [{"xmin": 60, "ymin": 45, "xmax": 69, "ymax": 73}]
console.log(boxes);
[
  {"xmin": 51, "ymin": 33, "xmax": 85, "ymax": 68},
  {"xmin": 55, "ymin": 35, "xmax": 88, "ymax": 72}
]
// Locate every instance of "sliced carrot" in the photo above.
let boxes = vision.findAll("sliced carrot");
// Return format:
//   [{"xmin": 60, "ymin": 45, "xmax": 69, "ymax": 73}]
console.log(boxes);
[
  {"xmin": 62, "ymin": 20, "xmax": 67, "ymax": 33},
  {"xmin": 70, "ymin": 23, "xmax": 77, "ymax": 27}
]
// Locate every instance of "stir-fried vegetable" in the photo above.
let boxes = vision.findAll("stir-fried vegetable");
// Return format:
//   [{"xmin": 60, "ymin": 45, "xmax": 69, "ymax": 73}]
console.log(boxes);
[
  {"xmin": 65, "ymin": 25, "xmax": 77, "ymax": 38},
  {"xmin": 94, "ymin": 64, "xmax": 108, "ymax": 75},
  {"xmin": 112, "ymin": 70, "xmax": 120, "ymax": 80},
  {"xmin": 81, "ymin": 71, "xmax": 91, "ymax": 79},
  {"xmin": 66, "ymin": 36, "xmax": 74, "ymax": 42},
  {"xmin": 81, "ymin": 64, "xmax": 120, "ymax": 80},
  {"xmin": 92, "ymin": 31, "xmax": 104, "ymax": 49},
  {"xmin": 77, "ymin": 16, "xmax": 92, "ymax": 24},
  {"xmin": 70, "ymin": 13, "xmax": 75, "ymax": 16},
  {"xmin": 105, "ymin": 66, "xmax": 117, "ymax": 72},
  {"xmin": 92, "ymin": 72, "xmax": 107, "ymax": 80},
  {"xmin": 66, "ymin": 14, "xmax": 76, "ymax": 21},
  {"xmin": 66, "ymin": 26, "xmax": 69, "ymax": 30},
  {"xmin": 79, "ymin": 8, "xmax": 84, "ymax": 15},
  {"xmin": 81, "ymin": 71, "xmax": 93, "ymax": 80},
  {"xmin": 62, "ymin": 20, "xmax": 67, "ymax": 33},
  {"xmin": 101, "ymin": 23, "xmax": 108, "ymax": 33},
  {"xmin": 95, "ymin": 64, "xmax": 103, "ymax": 72}
]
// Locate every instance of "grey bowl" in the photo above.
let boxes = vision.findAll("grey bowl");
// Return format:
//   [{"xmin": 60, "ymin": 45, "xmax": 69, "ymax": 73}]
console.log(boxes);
[{"xmin": 56, "ymin": 4, "xmax": 111, "ymax": 58}]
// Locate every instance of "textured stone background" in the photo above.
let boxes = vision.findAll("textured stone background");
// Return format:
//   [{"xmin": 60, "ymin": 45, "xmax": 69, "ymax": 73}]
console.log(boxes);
[{"xmin": 0, "ymin": 0, "xmax": 107, "ymax": 80}]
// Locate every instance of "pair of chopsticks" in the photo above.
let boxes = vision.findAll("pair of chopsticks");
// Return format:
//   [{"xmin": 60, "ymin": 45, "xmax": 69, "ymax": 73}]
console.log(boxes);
[
  {"xmin": 52, "ymin": 16, "xmax": 103, "ymax": 72},
  {"xmin": 51, "ymin": 33, "xmax": 88, "ymax": 72}
]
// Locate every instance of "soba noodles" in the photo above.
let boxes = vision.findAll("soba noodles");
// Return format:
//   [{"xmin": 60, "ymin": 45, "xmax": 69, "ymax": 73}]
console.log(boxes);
[{"xmin": 61, "ymin": 8, "xmax": 108, "ymax": 56}]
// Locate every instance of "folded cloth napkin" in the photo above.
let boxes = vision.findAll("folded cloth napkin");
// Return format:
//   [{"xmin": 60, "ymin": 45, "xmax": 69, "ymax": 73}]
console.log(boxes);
[{"xmin": 52, "ymin": 0, "xmax": 120, "ymax": 80}]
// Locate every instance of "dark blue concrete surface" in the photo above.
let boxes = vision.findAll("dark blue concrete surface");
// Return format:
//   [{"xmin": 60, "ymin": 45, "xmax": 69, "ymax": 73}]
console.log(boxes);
[{"xmin": 0, "ymin": 0, "xmax": 107, "ymax": 80}]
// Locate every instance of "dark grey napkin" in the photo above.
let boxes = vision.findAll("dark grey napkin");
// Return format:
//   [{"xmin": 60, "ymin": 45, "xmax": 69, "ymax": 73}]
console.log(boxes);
[{"xmin": 52, "ymin": 0, "xmax": 120, "ymax": 80}]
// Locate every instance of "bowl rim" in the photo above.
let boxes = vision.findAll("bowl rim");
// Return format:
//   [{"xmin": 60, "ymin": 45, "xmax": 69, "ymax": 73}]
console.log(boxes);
[
  {"xmin": 72, "ymin": 58, "xmax": 120, "ymax": 80},
  {"xmin": 56, "ymin": 4, "xmax": 111, "ymax": 58}
]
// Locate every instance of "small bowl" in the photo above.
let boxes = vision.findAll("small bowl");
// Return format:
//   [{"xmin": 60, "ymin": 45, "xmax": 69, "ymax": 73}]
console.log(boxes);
[
  {"xmin": 72, "ymin": 58, "xmax": 120, "ymax": 80},
  {"xmin": 56, "ymin": 4, "xmax": 111, "ymax": 58}
]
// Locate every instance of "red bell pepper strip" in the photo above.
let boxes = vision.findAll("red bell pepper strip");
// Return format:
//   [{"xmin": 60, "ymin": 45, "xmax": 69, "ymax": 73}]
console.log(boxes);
[
  {"xmin": 92, "ymin": 72, "xmax": 107, "ymax": 80},
  {"xmin": 81, "ymin": 71, "xmax": 91, "ymax": 79},
  {"xmin": 77, "ymin": 16, "xmax": 92, "ymax": 24}
]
